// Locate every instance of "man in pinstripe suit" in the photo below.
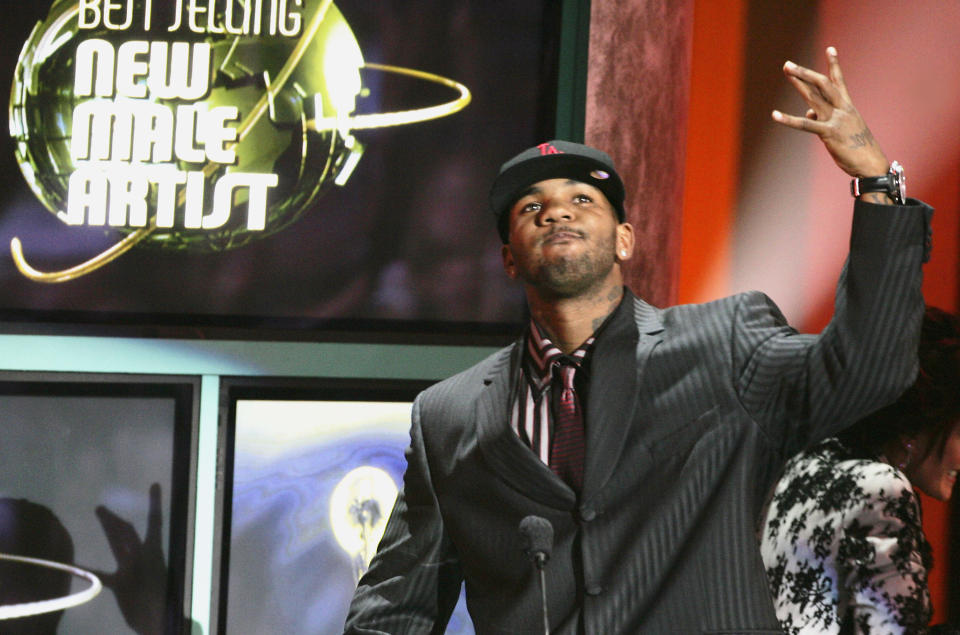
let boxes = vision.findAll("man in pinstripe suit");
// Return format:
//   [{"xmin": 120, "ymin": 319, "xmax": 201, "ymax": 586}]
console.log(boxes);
[{"xmin": 345, "ymin": 48, "xmax": 932, "ymax": 633}]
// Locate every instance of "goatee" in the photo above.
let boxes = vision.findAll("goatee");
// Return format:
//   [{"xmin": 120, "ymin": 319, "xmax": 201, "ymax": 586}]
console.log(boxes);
[{"xmin": 529, "ymin": 229, "xmax": 617, "ymax": 298}]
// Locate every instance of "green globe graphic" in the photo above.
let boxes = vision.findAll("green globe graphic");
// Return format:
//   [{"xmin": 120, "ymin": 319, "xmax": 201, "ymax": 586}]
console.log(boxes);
[{"xmin": 8, "ymin": 0, "xmax": 470, "ymax": 282}]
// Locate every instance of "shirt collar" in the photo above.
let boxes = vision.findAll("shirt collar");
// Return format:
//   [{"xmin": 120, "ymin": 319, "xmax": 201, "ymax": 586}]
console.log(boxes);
[
  {"xmin": 526, "ymin": 320, "xmax": 592, "ymax": 383},
  {"xmin": 523, "ymin": 287, "xmax": 630, "ymax": 386}
]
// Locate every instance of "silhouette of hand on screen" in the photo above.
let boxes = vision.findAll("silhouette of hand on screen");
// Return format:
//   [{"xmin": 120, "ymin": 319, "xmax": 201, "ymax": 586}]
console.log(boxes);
[{"xmin": 92, "ymin": 483, "xmax": 167, "ymax": 635}]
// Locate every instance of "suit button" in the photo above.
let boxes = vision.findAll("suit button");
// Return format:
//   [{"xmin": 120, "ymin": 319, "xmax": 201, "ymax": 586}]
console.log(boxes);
[
  {"xmin": 579, "ymin": 507, "xmax": 596, "ymax": 522},
  {"xmin": 586, "ymin": 585, "xmax": 603, "ymax": 596}
]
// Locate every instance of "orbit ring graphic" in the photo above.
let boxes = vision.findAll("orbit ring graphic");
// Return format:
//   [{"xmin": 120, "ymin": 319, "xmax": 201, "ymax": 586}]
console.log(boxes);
[{"xmin": 0, "ymin": 553, "xmax": 103, "ymax": 620}]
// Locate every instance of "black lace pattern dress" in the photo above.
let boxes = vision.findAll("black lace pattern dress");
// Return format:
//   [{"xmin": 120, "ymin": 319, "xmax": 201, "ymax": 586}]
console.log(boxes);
[{"xmin": 761, "ymin": 438, "xmax": 933, "ymax": 634}]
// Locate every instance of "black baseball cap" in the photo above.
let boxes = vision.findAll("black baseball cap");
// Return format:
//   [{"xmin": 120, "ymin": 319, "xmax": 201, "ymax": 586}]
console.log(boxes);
[{"xmin": 489, "ymin": 140, "xmax": 626, "ymax": 243}]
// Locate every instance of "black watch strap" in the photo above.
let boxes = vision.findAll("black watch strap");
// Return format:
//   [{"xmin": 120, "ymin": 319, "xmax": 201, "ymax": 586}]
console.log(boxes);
[{"xmin": 851, "ymin": 161, "xmax": 905, "ymax": 204}]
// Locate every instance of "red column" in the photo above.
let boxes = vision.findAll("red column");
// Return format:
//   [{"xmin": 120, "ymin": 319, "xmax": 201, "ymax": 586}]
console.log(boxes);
[{"xmin": 585, "ymin": 0, "xmax": 694, "ymax": 308}]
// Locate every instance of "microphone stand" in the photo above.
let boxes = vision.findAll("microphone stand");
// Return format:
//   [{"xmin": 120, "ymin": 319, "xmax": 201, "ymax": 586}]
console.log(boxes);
[
  {"xmin": 534, "ymin": 552, "xmax": 549, "ymax": 635},
  {"xmin": 519, "ymin": 515, "xmax": 553, "ymax": 635}
]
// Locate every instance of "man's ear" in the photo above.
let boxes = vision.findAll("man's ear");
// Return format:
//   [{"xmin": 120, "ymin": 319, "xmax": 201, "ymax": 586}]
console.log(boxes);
[
  {"xmin": 501, "ymin": 244, "xmax": 518, "ymax": 279},
  {"xmin": 616, "ymin": 222, "xmax": 635, "ymax": 261}
]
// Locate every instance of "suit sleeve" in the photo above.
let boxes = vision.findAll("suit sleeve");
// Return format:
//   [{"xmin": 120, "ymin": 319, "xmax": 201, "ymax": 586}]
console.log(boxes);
[
  {"xmin": 344, "ymin": 396, "xmax": 464, "ymax": 634},
  {"xmin": 733, "ymin": 199, "xmax": 932, "ymax": 455}
]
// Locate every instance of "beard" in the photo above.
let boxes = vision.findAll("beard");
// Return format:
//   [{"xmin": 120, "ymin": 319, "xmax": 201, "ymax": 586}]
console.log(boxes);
[{"xmin": 516, "ymin": 226, "xmax": 618, "ymax": 298}]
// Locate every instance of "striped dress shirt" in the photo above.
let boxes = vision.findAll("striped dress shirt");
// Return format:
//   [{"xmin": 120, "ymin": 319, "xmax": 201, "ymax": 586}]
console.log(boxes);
[{"xmin": 511, "ymin": 319, "xmax": 595, "ymax": 465}]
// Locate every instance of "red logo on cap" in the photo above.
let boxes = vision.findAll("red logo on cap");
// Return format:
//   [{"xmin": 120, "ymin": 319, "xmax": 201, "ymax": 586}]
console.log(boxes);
[{"xmin": 537, "ymin": 142, "xmax": 563, "ymax": 155}]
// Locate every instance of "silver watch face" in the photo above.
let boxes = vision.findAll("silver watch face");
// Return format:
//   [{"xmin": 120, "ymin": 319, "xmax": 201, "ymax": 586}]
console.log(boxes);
[{"xmin": 890, "ymin": 160, "xmax": 906, "ymax": 203}]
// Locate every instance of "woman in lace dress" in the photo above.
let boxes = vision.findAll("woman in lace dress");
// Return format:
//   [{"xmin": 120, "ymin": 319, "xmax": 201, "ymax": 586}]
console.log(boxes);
[{"xmin": 761, "ymin": 306, "xmax": 960, "ymax": 634}]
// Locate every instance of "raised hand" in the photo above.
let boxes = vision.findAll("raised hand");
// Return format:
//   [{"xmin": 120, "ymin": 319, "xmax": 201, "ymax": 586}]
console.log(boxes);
[{"xmin": 773, "ymin": 46, "xmax": 889, "ymax": 181}]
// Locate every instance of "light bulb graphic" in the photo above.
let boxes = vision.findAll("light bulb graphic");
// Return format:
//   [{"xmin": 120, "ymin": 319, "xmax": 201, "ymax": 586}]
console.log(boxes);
[{"xmin": 329, "ymin": 465, "xmax": 398, "ymax": 581}]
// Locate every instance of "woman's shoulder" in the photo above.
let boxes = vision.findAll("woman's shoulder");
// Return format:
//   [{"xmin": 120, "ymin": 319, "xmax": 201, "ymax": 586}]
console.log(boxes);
[
  {"xmin": 820, "ymin": 439, "xmax": 910, "ymax": 488},
  {"xmin": 773, "ymin": 439, "xmax": 915, "ymax": 519}
]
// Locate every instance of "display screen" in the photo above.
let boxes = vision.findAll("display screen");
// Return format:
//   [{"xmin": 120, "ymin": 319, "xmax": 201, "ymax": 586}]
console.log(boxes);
[
  {"xmin": 218, "ymin": 380, "xmax": 474, "ymax": 633},
  {"xmin": 0, "ymin": 374, "xmax": 196, "ymax": 634},
  {"xmin": 0, "ymin": 0, "xmax": 561, "ymax": 337}
]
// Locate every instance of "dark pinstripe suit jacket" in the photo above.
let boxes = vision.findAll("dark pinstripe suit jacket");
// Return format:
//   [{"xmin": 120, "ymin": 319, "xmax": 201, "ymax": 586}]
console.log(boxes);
[{"xmin": 345, "ymin": 200, "xmax": 932, "ymax": 634}]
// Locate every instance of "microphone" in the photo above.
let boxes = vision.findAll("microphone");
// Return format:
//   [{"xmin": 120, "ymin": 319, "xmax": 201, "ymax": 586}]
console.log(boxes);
[{"xmin": 518, "ymin": 515, "xmax": 553, "ymax": 635}]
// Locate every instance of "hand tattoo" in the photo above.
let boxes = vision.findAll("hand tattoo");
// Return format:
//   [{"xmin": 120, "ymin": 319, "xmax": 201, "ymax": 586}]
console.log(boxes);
[{"xmin": 848, "ymin": 127, "xmax": 875, "ymax": 149}]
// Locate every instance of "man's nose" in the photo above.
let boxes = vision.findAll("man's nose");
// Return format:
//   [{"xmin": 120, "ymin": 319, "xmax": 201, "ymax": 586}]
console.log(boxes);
[{"xmin": 539, "ymin": 201, "xmax": 573, "ymax": 224}]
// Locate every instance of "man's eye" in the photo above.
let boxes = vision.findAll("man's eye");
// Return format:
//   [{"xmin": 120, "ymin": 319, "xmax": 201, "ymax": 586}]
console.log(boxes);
[
  {"xmin": 522, "ymin": 202, "xmax": 542, "ymax": 213},
  {"xmin": 574, "ymin": 194, "xmax": 592, "ymax": 204}
]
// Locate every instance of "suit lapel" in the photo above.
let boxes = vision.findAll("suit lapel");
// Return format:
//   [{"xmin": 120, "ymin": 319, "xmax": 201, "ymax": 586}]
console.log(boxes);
[
  {"xmin": 582, "ymin": 295, "xmax": 664, "ymax": 498},
  {"xmin": 475, "ymin": 341, "xmax": 576, "ymax": 508}
]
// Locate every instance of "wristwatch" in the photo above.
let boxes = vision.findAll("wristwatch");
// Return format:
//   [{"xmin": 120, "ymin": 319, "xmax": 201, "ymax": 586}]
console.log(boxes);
[{"xmin": 850, "ymin": 161, "xmax": 905, "ymax": 204}]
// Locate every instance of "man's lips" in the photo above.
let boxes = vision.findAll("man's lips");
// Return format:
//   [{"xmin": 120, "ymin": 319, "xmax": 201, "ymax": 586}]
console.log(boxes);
[{"xmin": 541, "ymin": 228, "xmax": 585, "ymax": 245}]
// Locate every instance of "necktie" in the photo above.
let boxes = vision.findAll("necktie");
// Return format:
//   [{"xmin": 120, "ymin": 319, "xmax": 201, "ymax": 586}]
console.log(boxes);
[{"xmin": 550, "ymin": 359, "xmax": 584, "ymax": 493}]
